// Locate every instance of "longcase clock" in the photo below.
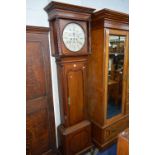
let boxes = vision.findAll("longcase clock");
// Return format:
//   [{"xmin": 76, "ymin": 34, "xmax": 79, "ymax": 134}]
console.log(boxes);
[{"xmin": 44, "ymin": 2, "xmax": 95, "ymax": 155}]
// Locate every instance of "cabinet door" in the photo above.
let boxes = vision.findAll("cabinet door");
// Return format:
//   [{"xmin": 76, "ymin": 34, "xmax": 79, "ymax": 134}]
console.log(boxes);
[
  {"xmin": 104, "ymin": 29, "xmax": 129, "ymax": 124},
  {"xmin": 26, "ymin": 27, "xmax": 56, "ymax": 155},
  {"xmin": 59, "ymin": 61, "xmax": 87, "ymax": 127}
]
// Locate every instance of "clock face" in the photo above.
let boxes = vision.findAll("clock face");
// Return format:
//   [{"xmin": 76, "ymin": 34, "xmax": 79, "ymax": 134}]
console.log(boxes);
[{"xmin": 62, "ymin": 23, "xmax": 85, "ymax": 52}]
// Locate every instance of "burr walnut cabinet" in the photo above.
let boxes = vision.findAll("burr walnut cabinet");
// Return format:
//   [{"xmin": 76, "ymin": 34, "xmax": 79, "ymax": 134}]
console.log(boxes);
[
  {"xmin": 44, "ymin": 2, "xmax": 95, "ymax": 155},
  {"xmin": 87, "ymin": 9, "xmax": 129, "ymax": 149}
]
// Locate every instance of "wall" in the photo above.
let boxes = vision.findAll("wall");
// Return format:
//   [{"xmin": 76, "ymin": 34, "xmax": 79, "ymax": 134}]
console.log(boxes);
[
  {"xmin": 27, "ymin": 0, "xmax": 129, "ymax": 26},
  {"xmin": 81, "ymin": 0, "xmax": 128, "ymax": 13},
  {"xmin": 26, "ymin": 0, "xmax": 129, "ymax": 146}
]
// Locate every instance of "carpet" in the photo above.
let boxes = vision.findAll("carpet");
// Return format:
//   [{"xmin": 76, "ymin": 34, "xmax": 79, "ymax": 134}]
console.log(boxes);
[{"xmin": 97, "ymin": 143, "xmax": 117, "ymax": 155}]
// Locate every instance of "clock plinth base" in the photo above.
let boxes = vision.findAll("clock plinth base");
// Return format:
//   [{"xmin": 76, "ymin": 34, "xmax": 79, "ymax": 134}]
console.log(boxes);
[{"xmin": 58, "ymin": 120, "xmax": 92, "ymax": 155}]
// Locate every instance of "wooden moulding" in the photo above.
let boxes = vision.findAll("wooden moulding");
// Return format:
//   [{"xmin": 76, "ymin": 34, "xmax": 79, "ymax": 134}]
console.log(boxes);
[
  {"xmin": 26, "ymin": 25, "xmax": 49, "ymax": 33},
  {"xmin": 92, "ymin": 9, "xmax": 129, "ymax": 30},
  {"xmin": 44, "ymin": 1, "xmax": 95, "ymax": 15},
  {"xmin": 44, "ymin": 1, "xmax": 95, "ymax": 21},
  {"xmin": 92, "ymin": 9, "xmax": 129, "ymax": 24}
]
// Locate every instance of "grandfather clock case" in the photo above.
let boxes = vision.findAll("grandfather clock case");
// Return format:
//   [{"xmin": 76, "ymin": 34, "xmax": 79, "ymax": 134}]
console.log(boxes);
[
  {"xmin": 87, "ymin": 9, "xmax": 129, "ymax": 149},
  {"xmin": 45, "ymin": 2, "xmax": 95, "ymax": 155}
]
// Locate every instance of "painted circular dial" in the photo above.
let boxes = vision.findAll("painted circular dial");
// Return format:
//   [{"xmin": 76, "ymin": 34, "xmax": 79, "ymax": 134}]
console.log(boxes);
[{"xmin": 62, "ymin": 23, "xmax": 85, "ymax": 52}]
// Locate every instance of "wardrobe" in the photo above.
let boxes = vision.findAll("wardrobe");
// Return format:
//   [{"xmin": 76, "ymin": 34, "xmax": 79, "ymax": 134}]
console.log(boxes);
[{"xmin": 87, "ymin": 9, "xmax": 129, "ymax": 149}]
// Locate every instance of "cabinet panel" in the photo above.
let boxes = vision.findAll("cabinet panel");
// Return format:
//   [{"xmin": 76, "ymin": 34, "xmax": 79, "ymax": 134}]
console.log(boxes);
[
  {"xmin": 69, "ymin": 129, "xmax": 89, "ymax": 153},
  {"xmin": 57, "ymin": 59, "xmax": 87, "ymax": 127},
  {"xmin": 58, "ymin": 121, "xmax": 92, "ymax": 155},
  {"xmin": 27, "ymin": 97, "xmax": 51, "ymax": 155},
  {"xmin": 26, "ymin": 26, "xmax": 56, "ymax": 155},
  {"xmin": 61, "ymin": 61, "xmax": 87, "ymax": 126},
  {"xmin": 26, "ymin": 42, "xmax": 46, "ymax": 100},
  {"xmin": 67, "ymin": 69, "xmax": 85, "ymax": 125},
  {"xmin": 103, "ymin": 117, "xmax": 129, "ymax": 142}
]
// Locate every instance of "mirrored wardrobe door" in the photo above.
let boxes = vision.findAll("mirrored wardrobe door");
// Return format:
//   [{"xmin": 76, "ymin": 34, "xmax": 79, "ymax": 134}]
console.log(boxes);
[{"xmin": 105, "ymin": 29, "xmax": 129, "ymax": 122}]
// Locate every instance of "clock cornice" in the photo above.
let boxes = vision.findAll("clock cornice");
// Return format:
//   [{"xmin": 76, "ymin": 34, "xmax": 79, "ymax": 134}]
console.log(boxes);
[
  {"xmin": 44, "ymin": 1, "xmax": 95, "ymax": 15},
  {"xmin": 44, "ymin": 1, "xmax": 95, "ymax": 21}
]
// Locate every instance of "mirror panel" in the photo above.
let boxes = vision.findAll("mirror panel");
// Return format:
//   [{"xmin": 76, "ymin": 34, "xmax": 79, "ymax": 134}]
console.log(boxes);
[{"xmin": 106, "ymin": 35, "xmax": 126, "ymax": 119}]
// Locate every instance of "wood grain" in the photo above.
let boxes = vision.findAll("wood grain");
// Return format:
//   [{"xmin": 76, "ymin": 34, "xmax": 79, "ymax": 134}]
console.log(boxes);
[
  {"xmin": 117, "ymin": 128, "xmax": 129, "ymax": 155},
  {"xmin": 87, "ymin": 9, "xmax": 129, "ymax": 150},
  {"xmin": 45, "ymin": 2, "xmax": 95, "ymax": 154},
  {"xmin": 26, "ymin": 26, "xmax": 57, "ymax": 155}
]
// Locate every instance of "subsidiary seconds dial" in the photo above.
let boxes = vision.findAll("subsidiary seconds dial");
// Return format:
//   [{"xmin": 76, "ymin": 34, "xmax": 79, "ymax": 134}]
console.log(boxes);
[{"xmin": 62, "ymin": 23, "xmax": 85, "ymax": 52}]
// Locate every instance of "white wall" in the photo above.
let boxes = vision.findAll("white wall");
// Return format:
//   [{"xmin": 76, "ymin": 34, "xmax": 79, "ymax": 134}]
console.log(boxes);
[
  {"xmin": 27, "ymin": 0, "xmax": 49, "ymax": 26},
  {"xmin": 26, "ymin": 0, "xmax": 129, "ymax": 146},
  {"xmin": 47, "ymin": 0, "xmax": 129, "ymax": 13},
  {"xmin": 26, "ymin": 0, "xmax": 129, "ymax": 27},
  {"xmin": 81, "ymin": 0, "xmax": 128, "ymax": 13}
]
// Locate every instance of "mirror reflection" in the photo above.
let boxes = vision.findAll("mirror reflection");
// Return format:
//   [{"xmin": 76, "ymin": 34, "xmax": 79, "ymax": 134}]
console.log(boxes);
[{"xmin": 107, "ymin": 35, "xmax": 126, "ymax": 119}]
